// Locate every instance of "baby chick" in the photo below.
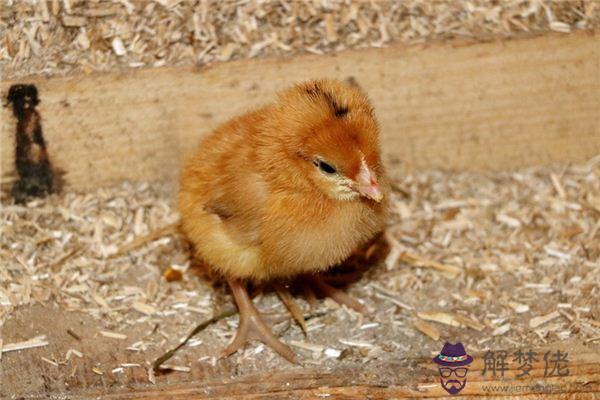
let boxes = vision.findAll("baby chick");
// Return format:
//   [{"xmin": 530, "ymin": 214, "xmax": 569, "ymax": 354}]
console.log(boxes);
[{"xmin": 179, "ymin": 79, "xmax": 388, "ymax": 363}]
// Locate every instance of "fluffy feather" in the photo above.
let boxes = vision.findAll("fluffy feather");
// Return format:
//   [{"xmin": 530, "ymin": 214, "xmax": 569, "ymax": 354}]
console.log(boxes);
[{"xmin": 179, "ymin": 79, "xmax": 389, "ymax": 282}]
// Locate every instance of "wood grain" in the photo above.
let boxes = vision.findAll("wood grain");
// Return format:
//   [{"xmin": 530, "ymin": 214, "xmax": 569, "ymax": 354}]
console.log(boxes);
[
  {"xmin": 11, "ymin": 341, "xmax": 600, "ymax": 399},
  {"xmin": 1, "ymin": 32, "xmax": 599, "ymax": 191}
]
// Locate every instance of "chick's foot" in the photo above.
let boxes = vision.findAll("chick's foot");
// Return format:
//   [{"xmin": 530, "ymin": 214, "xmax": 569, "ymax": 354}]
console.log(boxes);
[{"xmin": 222, "ymin": 278, "xmax": 298, "ymax": 363}]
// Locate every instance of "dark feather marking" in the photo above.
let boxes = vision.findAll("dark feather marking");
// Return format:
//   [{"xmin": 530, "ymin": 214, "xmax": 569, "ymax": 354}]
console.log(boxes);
[
  {"xmin": 305, "ymin": 83, "xmax": 349, "ymax": 118},
  {"xmin": 305, "ymin": 83, "xmax": 321, "ymax": 97},
  {"xmin": 295, "ymin": 150, "xmax": 310, "ymax": 161}
]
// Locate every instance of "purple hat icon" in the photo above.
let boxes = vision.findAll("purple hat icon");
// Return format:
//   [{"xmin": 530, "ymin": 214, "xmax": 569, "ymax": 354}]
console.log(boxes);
[{"xmin": 433, "ymin": 342, "xmax": 473, "ymax": 367}]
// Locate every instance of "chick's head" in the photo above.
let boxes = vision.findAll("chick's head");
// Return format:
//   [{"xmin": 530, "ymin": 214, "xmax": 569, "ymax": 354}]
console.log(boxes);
[{"xmin": 272, "ymin": 79, "xmax": 384, "ymax": 203}]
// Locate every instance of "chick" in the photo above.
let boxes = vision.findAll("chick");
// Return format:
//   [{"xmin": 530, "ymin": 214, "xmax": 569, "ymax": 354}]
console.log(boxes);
[{"xmin": 179, "ymin": 79, "xmax": 388, "ymax": 362}]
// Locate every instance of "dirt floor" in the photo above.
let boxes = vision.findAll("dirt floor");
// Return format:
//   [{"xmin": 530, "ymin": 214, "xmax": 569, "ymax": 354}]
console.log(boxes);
[{"xmin": 1, "ymin": 156, "xmax": 599, "ymax": 398}]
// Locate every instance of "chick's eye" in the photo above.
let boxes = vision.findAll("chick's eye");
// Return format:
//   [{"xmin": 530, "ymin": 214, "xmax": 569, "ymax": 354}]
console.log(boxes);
[{"xmin": 314, "ymin": 159, "xmax": 337, "ymax": 174}]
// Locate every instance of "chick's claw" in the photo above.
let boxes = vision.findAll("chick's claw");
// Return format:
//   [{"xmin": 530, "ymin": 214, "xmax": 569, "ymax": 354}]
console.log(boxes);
[{"xmin": 221, "ymin": 279, "xmax": 298, "ymax": 364}]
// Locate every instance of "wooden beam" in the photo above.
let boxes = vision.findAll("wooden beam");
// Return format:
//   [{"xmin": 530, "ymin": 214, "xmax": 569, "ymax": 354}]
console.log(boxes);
[
  {"xmin": 1, "ymin": 32, "xmax": 598, "ymax": 191},
  {"xmin": 10, "ymin": 342, "xmax": 598, "ymax": 399}
]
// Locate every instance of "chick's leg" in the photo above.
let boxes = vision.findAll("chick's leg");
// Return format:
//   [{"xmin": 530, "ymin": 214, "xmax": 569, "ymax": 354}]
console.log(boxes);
[
  {"xmin": 275, "ymin": 284, "xmax": 308, "ymax": 335},
  {"xmin": 302, "ymin": 285, "xmax": 318, "ymax": 310},
  {"xmin": 222, "ymin": 278, "xmax": 297, "ymax": 363},
  {"xmin": 307, "ymin": 275, "xmax": 367, "ymax": 314}
]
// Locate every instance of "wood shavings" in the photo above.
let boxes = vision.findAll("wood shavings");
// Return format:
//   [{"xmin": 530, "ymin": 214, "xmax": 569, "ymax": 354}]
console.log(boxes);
[
  {"xmin": 61, "ymin": 0, "xmax": 72, "ymax": 14},
  {"xmin": 121, "ymin": 363, "xmax": 141, "ymax": 368},
  {"xmin": 38, "ymin": 0, "xmax": 50, "ymax": 22},
  {"xmin": 41, "ymin": 356, "xmax": 59, "ymax": 367},
  {"xmin": 50, "ymin": 247, "xmax": 83, "ymax": 273},
  {"xmin": 23, "ymin": 26, "xmax": 41, "ymax": 57},
  {"xmin": 61, "ymin": 15, "xmax": 87, "ymax": 27},
  {"xmin": 496, "ymin": 213, "xmax": 522, "ymax": 228},
  {"xmin": 550, "ymin": 173, "xmax": 566, "ymax": 198},
  {"xmin": 550, "ymin": 21, "xmax": 572, "ymax": 33},
  {"xmin": 417, "ymin": 312, "xmax": 484, "ymax": 332},
  {"xmin": 508, "ymin": 301, "xmax": 530, "ymax": 314},
  {"xmin": 453, "ymin": 314, "xmax": 485, "ymax": 332},
  {"xmin": 397, "ymin": 250, "xmax": 462, "ymax": 279},
  {"xmin": 373, "ymin": 292, "xmax": 413, "ymax": 311},
  {"xmin": 83, "ymin": 6, "xmax": 120, "ymax": 17},
  {"xmin": 158, "ymin": 364, "xmax": 191, "ymax": 373},
  {"xmin": 324, "ymin": 348, "xmax": 342, "ymax": 358},
  {"xmin": 2, "ymin": 1, "xmax": 598, "ymax": 80},
  {"xmin": 99, "ymin": 330, "xmax": 127, "ymax": 340},
  {"xmin": 360, "ymin": 323, "xmax": 379, "ymax": 330},
  {"xmin": 110, "ymin": 222, "xmax": 178, "ymax": 258},
  {"xmin": 417, "ymin": 312, "xmax": 461, "ymax": 328},
  {"xmin": 493, "ymin": 323, "xmax": 511, "ymax": 336},
  {"xmin": 324, "ymin": 14, "xmax": 338, "ymax": 43},
  {"xmin": 290, "ymin": 340, "xmax": 325, "ymax": 354},
  {"xmin": 147, "ymin": 366, "xmax": 156, "ymax": 384},
  {"xmin": 369, "ymin": 282, "xmax": 413, "ymax": 310},
  {"xmin": 117, "ymin": 0, "xmax": 135, "ymax": 14},
  {"xmin": 132, "ymin": 301, "xmax": 156, "ymax": 316},
  {"xmin": 66, "ymin": 348, "xmax": 82, "ymax": 360},
  {"xmin": 338, "ymin": 339, "xmax": 375, "ymax": 348},
  {"xmin": 217, "ymin": 43, "xmax": 238, "ymax": 62},
  {"xmin": 530, "ymin": 311, "xmax": 561, "ymax": 328},
  {"xmin": 74, "ymin": 29, "xmax": 90, "ymax": 50},
  {"xmin": 2, "ymin": 336, "xmax": 49, "ymax": 354},
  {"xmin": 111, "ymin": 37, "xmax": 127, "ymax": 57},
  {"xmin": 544, "ymin": 246, "xmax": 572, "ymax": 261},
  {"xmin": 414, "ymin": 319, "xmax": 440, "ymax": 341}
]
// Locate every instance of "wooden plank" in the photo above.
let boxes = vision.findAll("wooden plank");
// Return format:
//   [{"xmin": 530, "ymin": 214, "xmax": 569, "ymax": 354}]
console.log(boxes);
[
  {"xmin": 29, "ymin": 342, "xmax": 600, "ymax": 399},
  {"xmin": 1, "ymin": 32, "xmax": 599, "ymax": 191}
]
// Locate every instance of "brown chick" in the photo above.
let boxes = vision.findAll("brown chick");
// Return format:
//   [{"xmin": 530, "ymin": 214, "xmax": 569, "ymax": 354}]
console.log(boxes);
[{"xmin": 179, "ymin": 78, "xmax": 389, "ymax": 363}]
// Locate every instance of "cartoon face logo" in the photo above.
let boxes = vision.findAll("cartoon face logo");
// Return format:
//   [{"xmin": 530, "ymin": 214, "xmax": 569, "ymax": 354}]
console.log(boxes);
[{"xmin": 433, "ymin": 342, "xmax": 473, "ymax": 395}]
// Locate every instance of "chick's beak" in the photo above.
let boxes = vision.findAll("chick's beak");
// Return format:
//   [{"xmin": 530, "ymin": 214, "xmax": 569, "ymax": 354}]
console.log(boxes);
[{"xmin": 355, "ymin": 161, "xmax": 383, "ymax": 202}]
